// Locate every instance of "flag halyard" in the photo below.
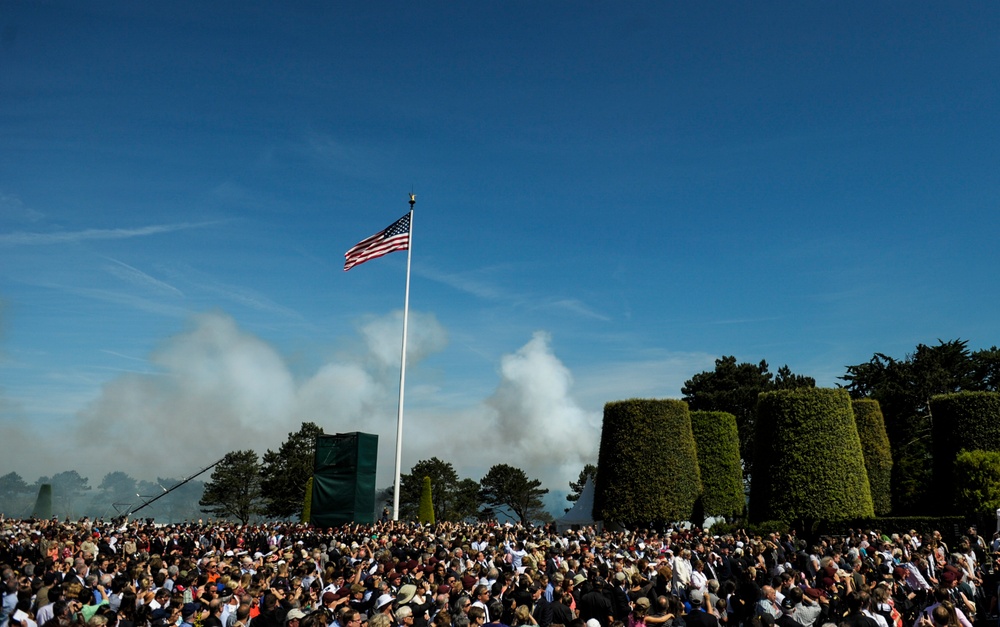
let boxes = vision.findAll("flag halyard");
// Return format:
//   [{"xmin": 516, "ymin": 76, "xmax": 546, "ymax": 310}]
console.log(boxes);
[{"xmin": 344, "ymin": 212, "xmax": 411, "ymax": 271}]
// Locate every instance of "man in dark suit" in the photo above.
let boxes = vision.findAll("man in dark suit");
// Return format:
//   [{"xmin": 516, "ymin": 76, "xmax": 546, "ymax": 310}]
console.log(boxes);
[
  {"xmin": 684, "ymin": 590, "xmax": 719, "ymax": 627},
  {"xmin": 551, "ymin": 592, "xmax": 576, "ymax": 626},
  {"xmin": 611, "ymin": 573, "xmax": 631, "ymax": 622},
  {"xmin": 531, "ymin": 585, "xmax": 553, "ymax": 627}
]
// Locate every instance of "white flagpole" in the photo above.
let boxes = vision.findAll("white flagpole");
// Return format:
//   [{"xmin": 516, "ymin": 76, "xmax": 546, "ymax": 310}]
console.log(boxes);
[{"xmin": 392, "ymin": 193, "xmax": 415, "ymax": 521}]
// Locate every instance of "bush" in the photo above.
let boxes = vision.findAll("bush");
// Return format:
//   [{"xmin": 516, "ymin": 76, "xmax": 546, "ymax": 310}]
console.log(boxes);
[
  {"xmin": 690, "ymin": 411, "xmax": 744, "ymax": 519},
  {"xmin": 302, "ymin": 477, "xmax": 313, "ymax": 524},
  {"xmin": 749, "ymin": 388, "xmax": 874, "ymax": 523},
  {"xmin": 419, "ymin": 476, "xmax": 435, "ymax": 525},
  {"xmin": 595, "ymin": 399, "xmax": 702, "ymax": 526},
  {"xmin": 852, "ymin": 399, "xmax": 893, "ymax": 516},
  {"xmin": 930, "ymin": 392, "xmax": 1000, "ymax": 509},
  {"xmin": 954, "ymin": 449, "xmax": 1000, "ymax": 516}
]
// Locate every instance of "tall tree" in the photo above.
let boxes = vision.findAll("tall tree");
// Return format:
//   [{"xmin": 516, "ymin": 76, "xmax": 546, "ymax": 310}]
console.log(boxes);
[
  {"xmin": 399, "ymin": 457, "xmax": 473, "ymax": 521},
  {"xmin": 260, "ymin": 422, "xmax": 324, "ymax": 519},
  {"xmin": 96, "ymin": 471, "xmax": 138, "ymax": 518},
  {"xmin": 567, "ymin": 464, "xmax": 597, "ymax": 503},
  {"xmin": 200, "ymin": 450, "xmax": 264, "ymax": 524},
  {"xmin": 479, "ymin": 464, "xmax": 548, "ymax": 524},
  {"xmin": 46, "ymin": 471, "xmax": 91, "ymax": 519},
  {"xmin": 453, "ymin": 478, "xmax": 484, "ymax": 521},
  {"xmin": 0, "ymin": 472, "xmax": 30, "ymax": 517},
  {"xmin": 842, "ymin": 339, "xmax": 997, "ymax": 513},
  {"xmin": 682, "ymin": 357, "xmax": 814, "ymax": 483},
  {"xmin": 156, "ymin": 477, "xmax": 206, "ymax": 522}
]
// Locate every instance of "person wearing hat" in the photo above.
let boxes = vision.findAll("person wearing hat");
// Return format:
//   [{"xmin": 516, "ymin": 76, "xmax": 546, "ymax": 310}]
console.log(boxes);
[
  {"xmin": 373, "ymin": 594, "xmax": 396, "ymax": 619},
  {"xmin": 284, "ymin": 609, "xmax": 306, "ymax": 627},
  {"xmin": 180, "ymin": 603, "xmax": 205, "ymax": 627},
  {"xmin": 683, "ymin": 590, "xmax": 717, "ymax": 627},
  {"xmin": 395, "ymin": 585, "xmax": 427, "ymax": 627}
]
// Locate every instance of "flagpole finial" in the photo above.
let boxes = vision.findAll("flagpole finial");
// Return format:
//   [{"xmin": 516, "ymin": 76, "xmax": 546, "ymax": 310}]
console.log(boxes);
[{"xmin": 409, "ymin": 193, "xmax": 416, "ymax": 210}]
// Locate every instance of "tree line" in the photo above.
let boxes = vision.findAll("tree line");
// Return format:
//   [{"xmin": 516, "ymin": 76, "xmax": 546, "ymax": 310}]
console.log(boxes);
[
  {"xmin": 5, "ymin": 338, "xmax": 996, "ymax": 525},
  {"xmin": 0, "ymin": 469, "xmax": 204, "ymax": 521},
  {"xmin": 199, "ymin": 439, "xmax": 553, "ymax": 525},
  {"xmin": 679, "ymin": 339, "xmax": 999, "ymax": 515},
  {"xmin": 595, "ymin": 338, "xmax": 1000, "ymax": 527}
]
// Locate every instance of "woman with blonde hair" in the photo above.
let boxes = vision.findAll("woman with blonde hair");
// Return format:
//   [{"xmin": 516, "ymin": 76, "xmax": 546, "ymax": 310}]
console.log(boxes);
[{"xmin": 512, "ymin": 605, "xmax": 537, "ymax": 627}]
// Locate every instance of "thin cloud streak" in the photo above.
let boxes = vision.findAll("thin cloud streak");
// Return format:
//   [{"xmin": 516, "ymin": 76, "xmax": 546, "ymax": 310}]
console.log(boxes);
[
  {"xmin": 0, "ymin": 221, "xmax": 222, "ymax": 246},
  {"xmin": 537, "ymin": 299, "xmax": 611, "ymax": 322},
  {"xmin": 419, "ymin": 266, "xmax": 608, "ymax": 322},
  {"xmin": 416, "ymin": 265, "xmax": 511, "ymax": 301},
  {"xmin": 159, "ymin": 263, "xmax": 306, "ymax": 323},
  {"xmin": 103, "ymin": 258, "xmax": 184, "ymax": 297}
]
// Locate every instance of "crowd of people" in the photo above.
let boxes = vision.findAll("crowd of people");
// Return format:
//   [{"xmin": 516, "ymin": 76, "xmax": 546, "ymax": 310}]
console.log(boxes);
[{"xmin": 2, "ymin": 517, "xmax": 999, "ymax": 627}]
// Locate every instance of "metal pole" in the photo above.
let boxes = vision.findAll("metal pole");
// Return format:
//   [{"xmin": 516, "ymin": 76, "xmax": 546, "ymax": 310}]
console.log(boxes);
[{"xmin": 392, "ymin": 194, "xmax": 415, "ymax": 521}]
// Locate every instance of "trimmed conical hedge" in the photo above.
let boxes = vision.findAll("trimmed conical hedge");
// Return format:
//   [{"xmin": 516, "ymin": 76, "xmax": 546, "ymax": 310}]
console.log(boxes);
[
  {"xmin": 418, "ymin": 476, "xmax": 435, "ymax": 525},
  {"xmin": 852, "ymin": 399, "xmax": 893, "ymax": 516},
  {"xmin": 302, "ymin": 476, "xmax": 313, "ymax": 523},
  {"xmin": 930, "ymin": 391, "xmax": 1000, "ymax": 509},
  {"xmin": 749, "ymin": 388, "xmax": 874, "ymax": 523},
  {"xmin": 595, "ymin": 399, "xmax": 702, "ymax": 526},
  {"xmin": 954, "ymin": 449, "xmax": 1000, "ymax": 516},
  {"xmin": 32, "ymin": 484, "xmax": 52, "ymax": 520},
  {"xmin": 690, "ymin": 410, "xmax": 744, "ymax": 519}
]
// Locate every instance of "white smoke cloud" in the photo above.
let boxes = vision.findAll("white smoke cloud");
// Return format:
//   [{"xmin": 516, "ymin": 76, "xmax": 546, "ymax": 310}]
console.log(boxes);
[
  {"xmin": 407, "ymin": 332, "xmax": 602, "ymax": 492},
  {"xmin": 64, "ymin": 310, "xmax": 448, "ymax": 484},
  {"xmin": 3, "ymin": 310, "xmax": 602, "ymax": 509},
  {"xmin": 484, "ymin": 332, "xmax": 600, "ymax": 481}
]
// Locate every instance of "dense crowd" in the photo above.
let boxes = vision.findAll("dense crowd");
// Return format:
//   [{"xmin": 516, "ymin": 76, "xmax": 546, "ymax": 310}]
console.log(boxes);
[{"xmin": 2, "ymin": 517, "xmax": 999, "ymax": 627}]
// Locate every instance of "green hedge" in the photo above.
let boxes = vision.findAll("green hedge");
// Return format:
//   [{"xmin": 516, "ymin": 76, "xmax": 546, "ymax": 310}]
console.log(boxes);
[
  {"xmin": 595, "ymin": 399, "xmax": 702, "ymax": 526},
  {"xmin": 690, "ymin": 411, "xmax": 744, "ymax": 519},
  {"xmin": 419, "ymin": 476, "xmax": 435, "ymax": 525},
  {"xmin": 32, "ymin": 484, "xmax": 52, "ymax": 520},
  {"xmin": 954, "ymin": 449, "xmax": 1000, "ymax": 517},
  {"xmin": 852, "ymin": 399, "xmax": 893, "ymax": 516},
  {"xmin": 930, "ymin": 392, "xmax": 1000, "ymax": 509},
  {"xmin": 302, "ymin": 476, "xmax": 313, "ymax": 523},
  {"xmin": 749, "ymin": 388, "xmax": 874, "ymax": 523}
]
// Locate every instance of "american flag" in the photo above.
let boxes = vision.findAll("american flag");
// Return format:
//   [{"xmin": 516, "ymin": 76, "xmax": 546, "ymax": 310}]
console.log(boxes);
[{"xmin": 344, "ymin": 212, "xmax": 411, "ymax": 271}]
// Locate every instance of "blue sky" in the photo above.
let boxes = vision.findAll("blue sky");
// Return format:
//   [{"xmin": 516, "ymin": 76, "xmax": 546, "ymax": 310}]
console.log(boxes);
[{"xmin": 1, "ymin": 2, "xmax": 998, "ymax": 512}]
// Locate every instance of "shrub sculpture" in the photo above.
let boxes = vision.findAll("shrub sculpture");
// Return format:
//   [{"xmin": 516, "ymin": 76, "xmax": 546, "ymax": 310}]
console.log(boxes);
[
  {"xmin": 302, "ymin": 476, "xmax": 313, "ymax": 523},
  {"xmin": 419, "ymin": 475, "xmax": 435, "ymax": 525},
  {"xmin": 954, "ymin": 449, "xmax": 1000, "ymax": 516},
  {"xmin": 595, "ymin": 399, "xmax": 702, "ymax": 526},
  {"xmin": 930, "ymin": 391, "xmax": 1000, "ymax": 508},
  {"xmin": 750, "ymin": 388, "xmax": 874, "ymax": 523},
  {"xmin": 852, "ymin": 399, "xmax": 893, "ymax": 516},
  {"xmin": 690, "ymin": 410, "xmax": 744, "ymax": 519}
]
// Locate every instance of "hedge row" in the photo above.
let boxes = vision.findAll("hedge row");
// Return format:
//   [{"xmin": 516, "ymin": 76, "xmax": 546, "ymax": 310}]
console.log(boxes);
[
  {"xmin": 690, "ymin": 410, "xmax": 744, "ymax": 519},
  {"xmin": 852, "ymin": 399, "xmax": 893, "ymax": 516},
  {"xmin": 930, "ymin": 392, "xmax": 1000, "ymax": 507},
  {"xmin": 595, "ymin": 399, "xmax": 702, "ymax": 525},
  {"xmin": 750, "ymin": 388, "xmax": 874, "ymax": 523}
]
